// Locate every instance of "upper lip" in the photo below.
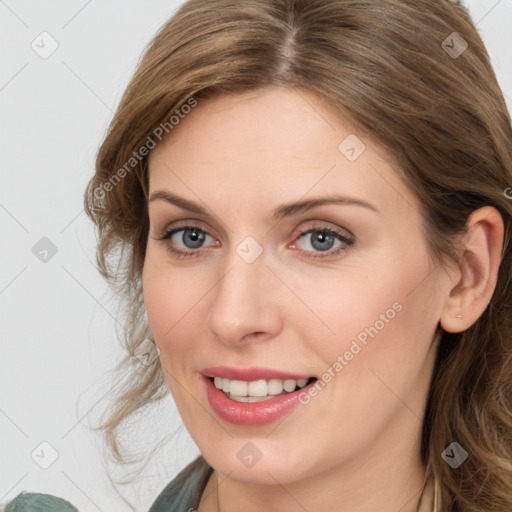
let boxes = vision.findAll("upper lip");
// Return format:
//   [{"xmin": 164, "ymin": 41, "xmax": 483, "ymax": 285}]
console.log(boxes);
[{"xmin": 201, "ymin": 366, "xmax": 314, "ymax": 381}]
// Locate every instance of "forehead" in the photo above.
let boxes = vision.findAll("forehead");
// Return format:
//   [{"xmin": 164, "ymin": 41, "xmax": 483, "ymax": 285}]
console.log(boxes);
[{"xmin": 147, "ymin": 87, "xmax": 421, "ymax": 220}]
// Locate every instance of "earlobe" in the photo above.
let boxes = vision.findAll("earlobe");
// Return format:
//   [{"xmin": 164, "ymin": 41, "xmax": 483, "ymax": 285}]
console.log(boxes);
[{"xmin": 439, "ymin": 206, "xmax": 504, "ymax": 334}]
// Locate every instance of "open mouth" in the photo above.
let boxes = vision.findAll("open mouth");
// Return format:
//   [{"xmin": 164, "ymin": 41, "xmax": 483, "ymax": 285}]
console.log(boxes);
[{"xmin": 208, "ymin": 376, "xmax": 318, "ymax": 402}]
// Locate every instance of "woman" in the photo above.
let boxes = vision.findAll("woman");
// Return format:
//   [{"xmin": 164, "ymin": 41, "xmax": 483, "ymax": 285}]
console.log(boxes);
[{"xmin": 6, "ymin": 0, "xmax": 512, "ymax": 510}]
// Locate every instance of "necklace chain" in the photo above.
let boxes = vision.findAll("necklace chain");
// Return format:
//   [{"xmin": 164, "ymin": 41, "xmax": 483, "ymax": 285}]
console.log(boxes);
[{"xmin": 216, "ymin": 471, "xmax": 221, "ymax": 512}]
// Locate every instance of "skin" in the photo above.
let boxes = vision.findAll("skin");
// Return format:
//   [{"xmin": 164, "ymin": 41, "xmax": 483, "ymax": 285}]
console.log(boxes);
[{"xmin": 142, "ymin": 87, "xmax": 503, "ymax": 512}]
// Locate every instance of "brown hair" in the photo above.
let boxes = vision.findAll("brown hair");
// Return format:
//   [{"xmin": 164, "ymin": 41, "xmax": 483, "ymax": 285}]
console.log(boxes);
[{"xmin": 84, "ymin": 1, "xmax": 512, "ymax": 510}]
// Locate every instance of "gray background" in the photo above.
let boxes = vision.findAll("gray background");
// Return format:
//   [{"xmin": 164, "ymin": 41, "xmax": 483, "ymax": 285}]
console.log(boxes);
[{"xmin": 1, "ymin": 1, "xmax": 511, "ymax": 510}]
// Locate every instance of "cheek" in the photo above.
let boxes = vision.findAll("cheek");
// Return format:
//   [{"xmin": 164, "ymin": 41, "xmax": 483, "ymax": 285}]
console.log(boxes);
[
  {"xmin": 312, "ymin": 242, "xmax": 440, "ymax": 381},
  {"xmin": 296, "ymin": 257, "xmax": 426, "ymax": 357},
  {"xmin": 325, "ymin": 260, "xmax": 440, "ymax": 415},
  {"xmin": 142, "ymin": 258, "xmax": 202, "ymax": 352},
  {"xmin": 142, "ymin": 263, "xmax": 204, "ymax": 407}
]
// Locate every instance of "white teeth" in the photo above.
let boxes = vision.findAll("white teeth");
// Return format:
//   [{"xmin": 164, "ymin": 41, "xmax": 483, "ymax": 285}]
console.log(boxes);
[
  {"xmin": 297, "ymin": 378, "xmax": 308, "ymax": 388},
  {"xmin": 283, "ymin": 379, "xmax": 297, "ymax": 392},
  {"xmin": 267, "ymin": 379, "xmax": 283, "ymax": 395},
  {"xmin": 229, "ymin": 380, "xmax": 248, "ymax": 396},
  {"xmin": 248, "ymin": 380, "xmax": 268, "ymax": 397},
  {"xmin": 212, "ymin": 376, "xmax": 312, "ymax": 398},
  {"xmin": 229, "ymin": 395, "xmax": 273, "ymax": 403}
]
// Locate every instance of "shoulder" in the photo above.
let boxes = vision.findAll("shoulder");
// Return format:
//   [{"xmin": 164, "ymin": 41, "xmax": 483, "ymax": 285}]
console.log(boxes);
[
  {"xmin": 1, "ymin": 492, "xmax": 78, "ymax": 512},
  {"xmin": 1, "ymin": 457, "xmax": 213, "ymax": 512},
  {"xmin": 149, "ymin": 456, "xmax": 214, "ymax": 512}
]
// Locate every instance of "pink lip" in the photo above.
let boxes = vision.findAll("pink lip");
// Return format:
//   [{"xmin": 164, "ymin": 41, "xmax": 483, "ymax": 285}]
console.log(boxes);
[
  {"xmin": 200, "ymin": 371, "xmax": 317, "ymax": 426},
  {"xmin": 201, "ymin": 366, "xmax": 313, "ymax": 381}
]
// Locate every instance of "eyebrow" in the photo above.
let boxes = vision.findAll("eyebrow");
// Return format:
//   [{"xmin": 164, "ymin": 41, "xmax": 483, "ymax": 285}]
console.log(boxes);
[{"xmin": 148, "ymin": 190, "xmax": 379, "ymax": 220}]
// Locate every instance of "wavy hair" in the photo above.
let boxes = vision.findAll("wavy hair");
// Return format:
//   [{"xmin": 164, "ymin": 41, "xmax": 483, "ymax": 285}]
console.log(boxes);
[{"xmin": 84, "ymin": 1, "xmax": 512, "ymax": 510}]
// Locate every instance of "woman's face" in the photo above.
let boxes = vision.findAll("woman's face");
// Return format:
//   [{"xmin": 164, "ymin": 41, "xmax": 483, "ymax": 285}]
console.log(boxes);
[{"xmin": 143, "ymin": 87, "xmax": 450, "ymax": 485}]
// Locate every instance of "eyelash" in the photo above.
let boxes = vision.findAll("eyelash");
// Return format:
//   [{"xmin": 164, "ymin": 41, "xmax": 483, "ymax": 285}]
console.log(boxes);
[{"xmin": 155, "ymin": 224, "xmax": 355, "ymax": 260}]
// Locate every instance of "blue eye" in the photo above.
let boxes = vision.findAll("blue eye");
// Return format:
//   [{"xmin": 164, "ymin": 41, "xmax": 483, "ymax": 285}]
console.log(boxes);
[
  {"xmin": 292, "ymin": 226, "xmax": 354, "ymax": 258},
  {"xmin": 158, "ymin": 226, "xmax": 216, "ymax": 258},
  {"xmin": 298, "ymin": 230, "xmax": 341, "ymax": 251},
  {"xmin": 156, "ymin": 224, "xmax": 354, "ymax": 260},
  {"xmin": 175, "ymin": 228, "xmax": 208, "ymax": 249}
]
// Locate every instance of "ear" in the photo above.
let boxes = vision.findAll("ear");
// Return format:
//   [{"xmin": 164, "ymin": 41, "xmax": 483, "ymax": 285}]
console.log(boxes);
[{"xmin": 440, "ymin": 206, "xmax": 504, "ymax": 333}]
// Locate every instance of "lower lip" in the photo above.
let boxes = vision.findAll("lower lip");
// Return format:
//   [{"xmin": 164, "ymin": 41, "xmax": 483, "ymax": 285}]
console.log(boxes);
[{"xmin": 202, "ymin": 375, "xmax": 315, "ymax": 426}]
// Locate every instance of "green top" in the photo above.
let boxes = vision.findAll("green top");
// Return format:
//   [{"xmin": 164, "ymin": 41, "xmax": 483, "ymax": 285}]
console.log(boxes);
[{"xmin": 4, "ymin": 456, "xmax": 213, "ymax": 512}]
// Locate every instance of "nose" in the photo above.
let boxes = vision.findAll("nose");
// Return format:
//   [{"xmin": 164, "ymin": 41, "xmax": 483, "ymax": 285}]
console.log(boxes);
[{"xmin": 207, "ymin": 246, "xmax": 283, "ymax": 347}]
